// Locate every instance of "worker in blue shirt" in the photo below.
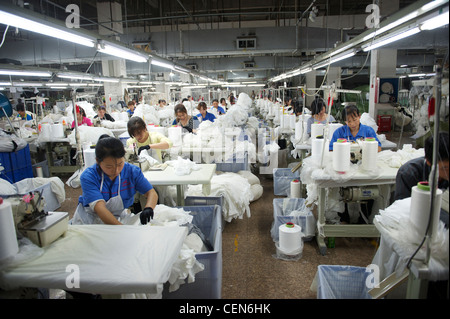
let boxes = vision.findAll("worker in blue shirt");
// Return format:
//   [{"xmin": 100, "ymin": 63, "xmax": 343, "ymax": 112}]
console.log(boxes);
[
  {"xmin": 196, "ymin": 101, "xmax": 216, "ymax": 123},
  {"xmin": 329, "ymin": 105, "xmax": 381, "ymax": 152},
  {"xmin": 127, "ymin": 101, "xmax": 135, "ymax": 117},
  {"xmin": 210, "ymin": 99, "xmax": 226, "ymax": 116},
  {"xmin": 72, "ymin": 134, "xmax": 158, "ymax": 225},
  {"xmin": 16, "ymin": 103, "xmax": 33, "ymax": 121}
]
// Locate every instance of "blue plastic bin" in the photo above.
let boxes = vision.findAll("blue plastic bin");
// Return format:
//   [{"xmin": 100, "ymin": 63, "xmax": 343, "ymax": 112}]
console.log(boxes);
[
  {"xmin": 273, "ymin": 168, "xmax": 300, "ymax": 196},
  {"xmin": 215, "ymin": 152, "xmax": 248, "ymax": 173},
  {"xmin": 0, "ymin": 145, "xmax": 33, "ymax": 183},
  {"xmin": 163, "ymin": 205, "xmax": 222, "ymax": 299},
  {"xmin": 271, "ymin": 198, "xmax": 316, "ymax": 242},
  {"xmin": 317, "ymin": 265, "xmax": 372, "ymax": 299}
]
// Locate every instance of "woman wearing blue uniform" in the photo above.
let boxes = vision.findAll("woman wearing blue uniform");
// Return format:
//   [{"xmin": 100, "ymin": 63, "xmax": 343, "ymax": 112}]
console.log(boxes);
[
  {"xmin": 329, "ymin": 105, "xmax": 381, "ymax": 152},
  {"xmin": 72, "ymin": 135, "xmax": 158, "ymax": 225},
  {"xmin": 196, "ymin": 101, "xmax": 216, "ymax": 122}
]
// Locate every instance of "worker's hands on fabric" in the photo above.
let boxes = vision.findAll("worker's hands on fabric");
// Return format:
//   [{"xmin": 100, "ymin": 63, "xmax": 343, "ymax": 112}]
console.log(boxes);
[
  {"xmin": 140, "ymin": 207, "xmax": 154, "ymax": 225},
  {"xmin": 138, "ymin": 145, "xmax": 151, "ymax": 155}
]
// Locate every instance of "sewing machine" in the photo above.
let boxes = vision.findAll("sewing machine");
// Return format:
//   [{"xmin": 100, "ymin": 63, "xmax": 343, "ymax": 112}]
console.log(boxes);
[
  {"xmin": 350, "ymin": 142, "xmax": 362, "ymax": 163},
  {"xmin": 12, "ymin": 191, "xmax": 68, "ymax": 247}
]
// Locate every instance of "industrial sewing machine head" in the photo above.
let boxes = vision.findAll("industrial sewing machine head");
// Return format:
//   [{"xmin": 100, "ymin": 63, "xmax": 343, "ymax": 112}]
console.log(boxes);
[
  {"xmin": 93, "ymin": 117, "xmax": 102, "ymax": 127},
  {"xmin": 12, "ymin": 191, "xmax": 69, "ymax": 247},
  {"xmin": 350, "ymin": 141, "xmax": 362, "ymax": 163}
]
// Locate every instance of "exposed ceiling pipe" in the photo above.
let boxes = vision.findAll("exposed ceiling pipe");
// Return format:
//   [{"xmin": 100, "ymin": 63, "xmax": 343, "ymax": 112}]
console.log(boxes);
[
  {"xmin": 176, "ymin": 0, "xmax": 202, "ymax": 30},
  {"xmin": 294, "ymin": 0, "xmax": 316, "ymax": 54}
]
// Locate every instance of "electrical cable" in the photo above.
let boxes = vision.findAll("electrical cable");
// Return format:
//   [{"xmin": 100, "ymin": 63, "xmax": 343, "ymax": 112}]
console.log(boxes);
[{"xmin": 0, "ymin": 25, "xmax": 9, "ymax": 48}]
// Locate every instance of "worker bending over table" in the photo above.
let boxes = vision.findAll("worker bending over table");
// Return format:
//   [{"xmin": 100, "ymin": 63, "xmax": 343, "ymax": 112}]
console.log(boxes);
[
  {"xmin": 16, "ymin": 102, "xmax": 33, "ymax": 121},
  {"xmin": 71, "ymin": 134, "xmax": 158, "ymax": 225},
  {"xmin": 127, "ymin": 117, "xmax": 173, "ymax": 162},
  {"xmin": 71, "ymin": 106, "xmax": 92, "ymax": 128},
  {"xmin": 307, "ymin": 96, "xmax": 335, "ymax": 137},
  {"xmin": 395, "ymin": 132, "xmax": 449, "ymax": 224},
  {"xmin": 196, "ymin": 101, "xmax": 216, "ymax": 123},
  {"xmin": 329, "ymin": 104, "xmax": 381, "ymax": 152},
  {"xmin": 172, "ymin": 103, "xmax": 199, "ymax": 133}
]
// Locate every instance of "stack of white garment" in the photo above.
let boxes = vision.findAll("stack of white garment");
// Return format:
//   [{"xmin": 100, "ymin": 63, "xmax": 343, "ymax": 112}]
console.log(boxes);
[
  {"xmin": 377, "ymin": 144, "xmax": 424, "ymax": 168},
  {"xmin": 186, "ymin": 172, "xmax": 254, "ymax": 222},
  {"xmin": 165, "ymin": 156, "xmax": 200, "ymax": 176},
  {"xmin": 67, "ymin": 125, "xmax": 114, "ymax": 146},
  {"xmin": 237, "ymin": 170, "xmax": 263, "ymax": 202},
  {"xmin": 101, "ymin": 120, "xmax": 128, "ymax": 129},
  {"xmin": 121, "ymin": 204, "xmax": 206, "ymax": 297},
  {"xmin": 374, "ymin": 198, "xmax": 449, "ymax": 282},
  {"xmin": 132, "ymin": 103, "xmax": 160, "ymax": 125}
]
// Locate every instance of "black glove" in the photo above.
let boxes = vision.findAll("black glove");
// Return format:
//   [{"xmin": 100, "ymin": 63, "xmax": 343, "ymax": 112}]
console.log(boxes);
[
  {"xmin": 140, "ymin": 207, "xmax": 154, "ymax": 225},
  {"xmin": 138, "ymin": 145, "xmax": 150, "ymax": 155}
]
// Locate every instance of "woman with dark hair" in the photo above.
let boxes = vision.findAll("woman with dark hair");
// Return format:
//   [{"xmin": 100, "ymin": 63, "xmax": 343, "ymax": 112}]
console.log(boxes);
[
  {"xmin": 127, "ymin": 117, "xmax": 173, "ymax": 162},
  {"xmin": 306, "ymin": 96, "xmax": 335, "ymax": 137},
  {"xmin": 329, "ymin": 105, "xmax": 381, "ymax": 151},
  {"xmin": 196, "ymin": 101, "xmax": 216, "ymax": 123},
  {"xmin": 72, "ymin": 134, "xmax": 158, "ymax": 225},
  {"xmin": 71, "ymin": 105, "xmax": 93, "ymax": 128},
  {"xmin": 172, "ymin": 103, "xmax": 199, "ymax": 133}
]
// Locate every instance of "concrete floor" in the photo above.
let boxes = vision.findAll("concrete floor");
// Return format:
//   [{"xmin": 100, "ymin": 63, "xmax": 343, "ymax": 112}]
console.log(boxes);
[{"xmin": 52, "ymin": 129, "xmax": 416, "ymax": 299}]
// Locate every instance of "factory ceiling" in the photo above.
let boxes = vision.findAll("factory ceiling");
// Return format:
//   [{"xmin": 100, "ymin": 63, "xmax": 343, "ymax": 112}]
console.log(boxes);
[{"xmin": 0, "ymin": 0, "xmax": 447, "ymax": 84}]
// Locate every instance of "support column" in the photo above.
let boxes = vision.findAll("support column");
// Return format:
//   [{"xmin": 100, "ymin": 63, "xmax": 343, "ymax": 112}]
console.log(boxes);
[
  {"xmin": 97, "ymin": 1, "xmax": 128, "ymax": 110},
  {"xmin": 305, "ymin": 70, "xmax": 317, "ymax": 108},
  {"xmin": 369, "ymin": 49, "xmax": 397, "ymax": 118},
  {"xmin": 368, "ymin": 0, "xmax": 399, "ymax": 119}
]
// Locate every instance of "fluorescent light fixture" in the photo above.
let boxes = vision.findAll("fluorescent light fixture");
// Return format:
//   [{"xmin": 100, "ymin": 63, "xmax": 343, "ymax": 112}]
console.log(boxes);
[
  {"xmin": 0, "ymin": 82, "xmax": 11, "ymax": 86},
  {"xmin": 0, "ymin": 10, "xmax": 95, "ymax": 47},
  {"xmin": 247, "ymin": 84, "xmax": 265, "ymax": 87},
  {"xmin": 93, "ymin": 77, "xmax": 120, "ymax": 83},
  {"xmin": 313, "ymin": 50, "xmax": 355, "ymax": 70},
  {"xmin": 0, "ymin": 69, "xmax": 52, "ymax": 77},
  {"xmin": 88, "ymin": 83, "xmax": 103, "ymax": 87},
  {"xmin": 174, "ymin": 65, "xmax": 190, "ymax": 74},
  {"xmin": 301, "ymin": 67, "xmax": 313, "ymax": 74},
  {"xmin": 57, "ymin": 72, "xmax": 93, "ymax": 81},
  {"xmin": 222, "ymin": 84, "xmax": 246, "ymax": 87},
  {"xmin": 363, "ymin": 27, "xmax": 420, "ymax": 52},
  {"xmin": 12, "ymin": 82, "xmax": 43, "ymax": 86},
  {"xmin": 408, "ymin": 73, "xmax": 426, "ymax": 77},
  {"xmin": 45, "ymin": 82, "xmax": 68, "ymax": 87},
  {"xmin": 97, "ymin": 41, "xmax": 148, "ymax": 63},
  {"xmin": 151, "ymin": 59, "xmax": 174, "ymax": 70},
  {"xmin": 184, "ymin": 85, "xmax": 206, "ymax": 89},
  {"xmin": 420, "ymin": 11, "xmax": 449, "ymax": 30}
]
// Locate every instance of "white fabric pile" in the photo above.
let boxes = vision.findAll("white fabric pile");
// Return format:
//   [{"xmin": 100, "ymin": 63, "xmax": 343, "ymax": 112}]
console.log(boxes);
[
  {"xmin": 101, "ymin": 120, "xmax": 128, "ymax": 129},
  {"xmin": 156, "ymin": 104, "xmax": 176, "ymax": 127},
  {"xmin": 0, "ymin": 131, "xmax": 28, "ymax": 152},
  {"xmin": 67, "ymin": 125, "xmax": 114, "ymax": 146},
  {"xmin": 186, "ymin": 171, "xmax": 256, "ymax": 222},
  {"xmin": 122, "ymin": 204, "xmax": 206, "ymax": 297},
  {"xmin": 374, "ymin": 198, "xmax": 449, "ymax": 281},
  {"xmin": 180, "ymin": 93, "xmax": 258, "ymax": 164},
  {"xmin": 165, "ymin": 156, "xmax": 200, "ymax": 176},
  {"xmin": 132, "ymin": 103, "xmax": 160, "ymax": 125},
  {"xmin": 377, "ymin": 144, "xmax": 424, "ymax": 168}
]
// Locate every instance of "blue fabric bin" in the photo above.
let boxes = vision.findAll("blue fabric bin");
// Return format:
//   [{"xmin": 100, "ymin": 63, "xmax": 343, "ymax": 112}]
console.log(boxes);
[
  {"xmin": 163, "ymin": 205, "xmax": 222, "ymax": 299},
  {"xmin": 317, "ymin": 265, "xmax": 372, "ymax": 299}
]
